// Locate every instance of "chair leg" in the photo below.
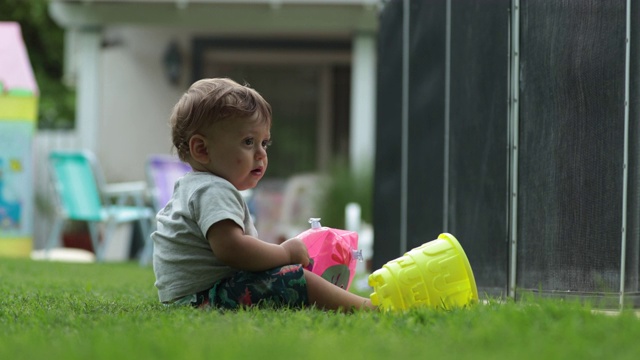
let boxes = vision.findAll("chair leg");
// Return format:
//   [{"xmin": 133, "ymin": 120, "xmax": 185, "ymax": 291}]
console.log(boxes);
[
  {"xmin": 101, "ymin": 219, "xmax": 122, "ymax": 262},
  {"xmin": 87, "ymin": 222, "xmax": 102, "ymax": 261},
  {"xmin": 137, "ymin": 217, "xmax": 154, "ymax": 266},
  {"xmin": 46, "ymin": 218, "xmax": 64, "ymax": 255}
]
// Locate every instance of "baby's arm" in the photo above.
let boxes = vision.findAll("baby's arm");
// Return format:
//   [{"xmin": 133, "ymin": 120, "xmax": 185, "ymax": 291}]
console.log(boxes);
[{"xmin": 207, "ymin": 219, "xmax": 309, "ymax": 271}]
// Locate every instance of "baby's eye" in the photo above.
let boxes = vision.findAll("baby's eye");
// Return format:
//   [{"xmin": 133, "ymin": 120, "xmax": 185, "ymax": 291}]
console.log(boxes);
[
  {"xmin": 244, "ymin": 138, "xmax": 254, "ymax": 146},
  {"xmin": 262, "ymin": 140, "xmax": 272, "ymax": 149}
]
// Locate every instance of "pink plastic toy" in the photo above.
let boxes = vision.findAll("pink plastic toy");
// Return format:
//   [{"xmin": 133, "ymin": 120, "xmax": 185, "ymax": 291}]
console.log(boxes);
[{"xmin": 297, "ymin": 218, "xmax": 362, "ymax": 290}]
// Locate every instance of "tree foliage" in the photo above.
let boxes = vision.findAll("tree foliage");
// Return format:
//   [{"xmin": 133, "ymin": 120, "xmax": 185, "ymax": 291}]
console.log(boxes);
[{"xmin": 0, "ymin": 0, "xmax": 75, "ymax": 129}]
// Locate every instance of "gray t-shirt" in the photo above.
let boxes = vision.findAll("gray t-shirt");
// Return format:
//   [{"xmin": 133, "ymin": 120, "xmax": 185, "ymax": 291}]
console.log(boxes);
[{"xmin": 152, "ymin": 171, "xmax": 257, "ymax": 303}]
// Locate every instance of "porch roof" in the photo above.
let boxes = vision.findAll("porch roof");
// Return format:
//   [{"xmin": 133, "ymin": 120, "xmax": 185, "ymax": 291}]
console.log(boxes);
[{"xmin": 48, "ymin": 0, "xmax": 380, "ymax": 34}]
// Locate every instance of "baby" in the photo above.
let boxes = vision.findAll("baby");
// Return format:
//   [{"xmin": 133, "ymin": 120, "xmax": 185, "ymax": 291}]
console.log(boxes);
[{"xmin": 152, "ymin": 78, "xmax": 374, "ymax": 312}]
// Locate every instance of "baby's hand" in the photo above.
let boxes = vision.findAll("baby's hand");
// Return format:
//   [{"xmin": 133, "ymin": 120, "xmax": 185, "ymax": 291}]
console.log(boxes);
[{"xmin": 281, "ymin": 238, "xmax": 310, "ymax": 267}]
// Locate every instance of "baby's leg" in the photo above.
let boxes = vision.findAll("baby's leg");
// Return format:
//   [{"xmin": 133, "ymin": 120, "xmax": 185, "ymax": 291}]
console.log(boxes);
[{"xmin": 304, "ymin": 269, "xmax": 376, "ymax": 312}]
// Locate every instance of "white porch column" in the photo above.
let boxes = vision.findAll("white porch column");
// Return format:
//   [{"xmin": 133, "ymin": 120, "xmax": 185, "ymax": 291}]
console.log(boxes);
[
  {"xmin": 75, "ymin": 28, "xmax": 101, "ymax": 153},
  {"xmin": 349, "ymin": 32, "xmax": 377, "ymax": 177}
]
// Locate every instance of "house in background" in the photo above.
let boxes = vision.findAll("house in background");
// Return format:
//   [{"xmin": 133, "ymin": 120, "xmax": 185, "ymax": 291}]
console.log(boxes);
[
  {"xmin": 48, "ymin": 0, "xmax": 379, "ymax": 181},
  {"xmin": 42, "ymin": 0, "xmax": 380, "ymax": 246}
]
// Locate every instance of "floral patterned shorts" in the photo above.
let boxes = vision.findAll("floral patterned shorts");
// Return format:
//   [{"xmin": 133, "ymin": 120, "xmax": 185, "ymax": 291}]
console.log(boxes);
[{"xmin": 174, "ymin": 264, "xmax": 309, "ymax": 310}]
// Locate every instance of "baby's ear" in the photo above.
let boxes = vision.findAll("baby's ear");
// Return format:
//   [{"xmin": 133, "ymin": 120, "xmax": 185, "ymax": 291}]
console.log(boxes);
[{"xmin": 189, "ymin": 135, "xmax": 210, "ymax": 164}]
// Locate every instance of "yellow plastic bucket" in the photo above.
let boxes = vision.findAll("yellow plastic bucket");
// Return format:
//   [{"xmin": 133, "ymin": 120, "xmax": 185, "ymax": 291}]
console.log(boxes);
[{"xmin": 368, "ymin": 233, "xmax": 478, "ymax": 311}]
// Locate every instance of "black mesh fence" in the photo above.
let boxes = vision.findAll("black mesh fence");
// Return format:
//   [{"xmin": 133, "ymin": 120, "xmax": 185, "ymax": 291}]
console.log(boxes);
[
  {"xmin": 447, "ymin": 0, "xmax": 510, "ymax": 296},
  {"xmin": 627, "ymin": 0, "xmax": 640, "ymax": 297},
  {"xmin": 373, "ymin": 0, "xmax": 404, "ymax": 270},
  {"xmin": 517, "ymin": 1, "xmax": 627, "ymax": 303},
  {"xmin": 374, "ymin": 0, "xmax": 640, "ymax": 304},
  {"xmin": 405, "ymin": 0, "xmax": 446, "ymax": 252}
]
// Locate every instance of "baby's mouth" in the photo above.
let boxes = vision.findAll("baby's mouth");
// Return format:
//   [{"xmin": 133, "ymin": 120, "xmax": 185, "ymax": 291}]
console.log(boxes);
[{"xmin": 251, "ymin": 167, "xmax": 264, "ymax": 175}]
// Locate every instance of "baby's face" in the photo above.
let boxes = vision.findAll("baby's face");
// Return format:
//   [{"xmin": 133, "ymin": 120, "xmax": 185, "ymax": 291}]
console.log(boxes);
[{"xmin": 204, "ymin": 116, "xmax": 271, "ymax": 190}]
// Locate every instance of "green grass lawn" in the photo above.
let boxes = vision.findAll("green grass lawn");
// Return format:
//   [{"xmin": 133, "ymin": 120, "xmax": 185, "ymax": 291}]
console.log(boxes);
[{"xmin": 1, "ymin": 257, "xmax": 640, "ymax": 360}]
